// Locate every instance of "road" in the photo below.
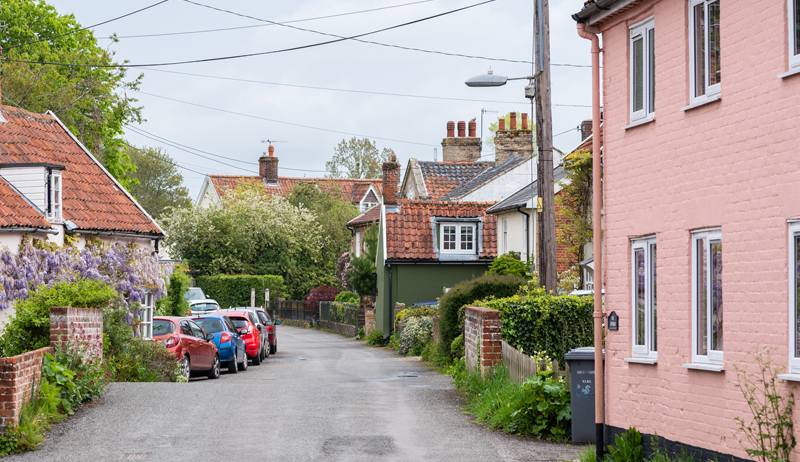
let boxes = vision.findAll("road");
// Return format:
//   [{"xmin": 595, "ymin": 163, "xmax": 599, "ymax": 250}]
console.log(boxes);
[{"xmin": 8, "ymin": 326, "xmax": 584, "ymax": 462}]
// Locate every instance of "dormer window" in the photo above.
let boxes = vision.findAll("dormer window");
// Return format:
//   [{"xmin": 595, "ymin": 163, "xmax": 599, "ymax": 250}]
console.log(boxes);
[
  {"xmin": 440, "ymin": 223, "xmax": 476, "ymax": 253},
  {"xmin": 48, "ymin": 169, "xmax": 62, "ymax": 221}
]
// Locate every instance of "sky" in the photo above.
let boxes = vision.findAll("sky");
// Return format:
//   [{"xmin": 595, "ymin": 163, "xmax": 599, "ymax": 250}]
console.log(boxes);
[{"xmin": 46, "ymin": 0, "xmax": 593, "ymax": 200}]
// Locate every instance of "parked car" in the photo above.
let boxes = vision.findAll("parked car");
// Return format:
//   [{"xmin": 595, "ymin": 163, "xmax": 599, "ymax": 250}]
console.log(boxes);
[
  {"xmin": 255, "ymin": 308, "xmax": 280, "ymax": 354},
  {"xmin": 184, "ymin": 287, "xmax": 207, "ymax": 302},
  {"xmin": 220, "ymin": 308, "xmax": 271, "ymax": 360},
  {"xmin": 188, "ymin": 299, "xmax": 221, "ymax": 316},
  {"xmin": 153, "ymin": 316, "xmax": 221, "ymax": 380},
  {"xmin": 219, "ymin": 310, "xmax": 264, "ymax": 365},
  {"xmin": 192, "ymin": 315, "xmax": 248, "ymax": 374}
]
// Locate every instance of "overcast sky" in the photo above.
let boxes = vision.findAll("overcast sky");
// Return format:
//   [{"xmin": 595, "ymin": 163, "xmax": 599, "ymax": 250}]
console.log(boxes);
[{"xmin": 47, "ymin": 0, "xmax": 592, "ymax": 199}]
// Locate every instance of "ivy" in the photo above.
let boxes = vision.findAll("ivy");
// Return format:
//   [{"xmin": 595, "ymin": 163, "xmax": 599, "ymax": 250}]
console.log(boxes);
[{"xmin": 556, "ymin": 149, "xmax": 593, "ymax": 287}]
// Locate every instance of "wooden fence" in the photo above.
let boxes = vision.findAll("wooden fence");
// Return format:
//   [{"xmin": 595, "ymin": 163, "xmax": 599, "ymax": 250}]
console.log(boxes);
[{"xmin": 501, "ymin": 341, "xmax": 570, "ymax": 388}]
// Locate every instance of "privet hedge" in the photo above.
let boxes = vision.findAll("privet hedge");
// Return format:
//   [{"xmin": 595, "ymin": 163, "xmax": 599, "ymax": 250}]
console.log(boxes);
[
  {"xmin": 438, "ymin": 273, "xmax": 526, "ymax": 358},
  {"xmin": 195, "ymin": 274, "xmax": 285, "ymax": 309},
  {"xmin": 483, "ymin": 294, "xmax": 593, "ymax": 364}
]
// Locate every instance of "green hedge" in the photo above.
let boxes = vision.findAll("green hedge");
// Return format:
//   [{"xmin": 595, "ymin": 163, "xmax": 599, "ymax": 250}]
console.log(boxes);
[
  {"xmin": 483, "ymin": 294, "xmax": 593, "ymax": 364},
  {"xmin": 438, "ymin": 273, "xmax": 525, "ymax": 359},
  {"xmin": 195, "ymin": 274, "xmax": 285, "ymax": 309}
]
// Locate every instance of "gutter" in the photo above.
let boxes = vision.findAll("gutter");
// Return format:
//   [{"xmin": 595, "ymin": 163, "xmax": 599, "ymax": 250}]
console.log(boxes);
[
  {"xmin": 385, "ymin": 258, "xmax": 494, "ymax": 265},
  {"xmin": 572, "ymin": 0, "xmax": 639, "ymax": 32},
  {"xmin": 70, "ymin": 229, "xmax": 163, "ymax": 241},
  {"xmin": 0, "ymin": 227, "xmax": 59, "ymax": 235}
]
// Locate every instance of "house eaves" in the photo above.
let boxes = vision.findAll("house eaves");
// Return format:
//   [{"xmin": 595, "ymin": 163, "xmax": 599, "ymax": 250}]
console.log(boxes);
[{"xmin": 573, "ymin": 0, "xmax": 643, "ymax": 31}]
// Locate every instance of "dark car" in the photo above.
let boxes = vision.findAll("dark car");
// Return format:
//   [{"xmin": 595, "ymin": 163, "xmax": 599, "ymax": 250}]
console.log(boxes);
[
  {"xmin": 153, "ymin": 317, "xmax": 221, "ymax": 380},
  {"xmin": 254, "ymin": 307, "xmax": 279, "ymax": 354},
  {"xmin": 192, "ymin": 315, "xmax": 248, "ymax": 374},
  {"xmin": 219, "ymin": 310, "xmax": 264, "ymax": 366}
]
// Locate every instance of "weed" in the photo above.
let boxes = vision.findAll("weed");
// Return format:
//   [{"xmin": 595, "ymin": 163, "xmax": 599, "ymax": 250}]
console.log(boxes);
[{"xmin": 365, "ymin": 329, "xmax": 384, "ymax": 346}]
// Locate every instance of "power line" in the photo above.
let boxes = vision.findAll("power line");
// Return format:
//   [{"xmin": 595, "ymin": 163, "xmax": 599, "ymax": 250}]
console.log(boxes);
[
  {"xmin": 6, "ymin": 0, "xmax": 171, "ymax": 50},
  {"xmin": 132, "ymin": 90, "xmax": 438, "ymax": 147},
  {"xmin": 104, "ymin": 0, "xmax": 434, "ymax": 39},
  {"xmin": 4, "ymin": 0, "xmax": 495, "ymax": 69},
  {"xmin": 124, "ymin": 140, "xmax": 209, "ymax": 176},
  {"xmin": 140, "ymin": 68, "xmax": 591, "ymax": 107}
]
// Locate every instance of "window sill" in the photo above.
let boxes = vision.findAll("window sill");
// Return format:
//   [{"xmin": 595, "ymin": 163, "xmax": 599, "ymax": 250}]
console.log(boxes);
[
  {"xmin": 682, "ymin": 363, "xmax": 724, "ymax": 372},
  {"xmin": 777, "ymin": 373, "xmax": 800, "ymax": 382},
  {"xmin": 621, "ymin": 116, "xmax": 655, "ymax": 131},
  {"xmin": 778, "ymin": 67, "xmax": 800, "ymax": 79},
  {"xmin": 681, "ymin": 94, "xmax": 721, "ymax": 112},
  {"xmin": 624, "ymin": 357, "xmax": 657, "ymax": 365}
]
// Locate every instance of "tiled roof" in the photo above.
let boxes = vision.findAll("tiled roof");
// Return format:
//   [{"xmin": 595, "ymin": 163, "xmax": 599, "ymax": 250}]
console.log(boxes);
[
  {"xmin": 443, "ymin": 155, "xmax": 531, "ymax": 200},
  {"xmin": 385, "ymin": 200, "xmax": 497, "ymax": 261},
  {"xmin": 209, "ymin": 175, "xmax": 383, "ymax": 204},
  {"xmin": 0, "ymin": 106, "xmax": 162, "ymax": 236},
  {"xmin": 418, "ymin": 162, "xmax": 493, "ymax": 200},
  {"xmin": 0, "ymin": 176, "xmax": 50, "ymax": 229},
  {"xmin": 347, "ymin": 204, "xmax": 381, "ymax": 227}
]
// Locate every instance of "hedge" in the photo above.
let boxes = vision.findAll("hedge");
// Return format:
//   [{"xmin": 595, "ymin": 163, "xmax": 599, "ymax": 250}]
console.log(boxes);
[
  {"xmin": 195, "ymin": 274, "xmax": 285, "ymax": 309},
  {"xmin": 483, "ymin": 294, "xmax": 593, "ymax": 364},
  {"xmin": 438, "ymin": 273, "xmax": 525, "ymax": 358}
]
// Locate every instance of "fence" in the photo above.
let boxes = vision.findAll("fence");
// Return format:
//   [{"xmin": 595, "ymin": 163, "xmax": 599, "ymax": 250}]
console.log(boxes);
[
  {"xmin": 320, "ymin": 302, "xmax": 358, "ymax": 327},
  {"xmin": 501, "ymin": 341, "xmax": 570, "ymax": 388},
  {"xmin": 267, "ymin": 300, "xmax": 319, "ymax": 323}
]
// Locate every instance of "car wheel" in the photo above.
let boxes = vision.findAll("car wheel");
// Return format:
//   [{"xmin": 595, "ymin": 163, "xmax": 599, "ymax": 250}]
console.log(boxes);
[
  {"xmin": 207, "ymin": 355, "xmax": 221, "ymax": 379},
  {"xmin": 227, "ymin": 350, "xmax": 239, "ymax": 374},
  {"xmin": 181, "ymin": 355, "xmax": 191, "ymax": 381},
  {"xmin": 252, "ymin": 346, "xmax": 261, "ymax": 365},
  {"xmin": 238, "ymin": 351, "xmax": 248, "ymax": 371},
  {"xmin": 261, "ymin": 344, "xmax": 267, "ymax": 360},
  {"xmin": 270, "ymin": 342, "xmax": 277, "ymax": 354}
]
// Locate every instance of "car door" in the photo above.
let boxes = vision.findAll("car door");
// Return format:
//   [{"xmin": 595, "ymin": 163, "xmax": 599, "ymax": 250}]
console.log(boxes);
[
  {"xmin": 223, "ymin": 316, "xmax": 244, "ymax": 358},
  {"xmin": 179, "ymin": 321, "xmax": 199, "ymax": 369},
  {"xmin": 188, "ymin": 320, "xmax": 213, "ymax": 368},
  {"xmin": 249, "ymin": 312, "xmax": 265, "ymax": 351}
]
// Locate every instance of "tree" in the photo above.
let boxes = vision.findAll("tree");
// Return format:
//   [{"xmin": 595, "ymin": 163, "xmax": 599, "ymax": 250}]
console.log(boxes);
[
  {"xmin": 1, "ymin": 0, "xmax": 144, "ymax": 190},
  {"xmin": 163, "ymin": 188, "xmax": 326, "ymax": 299},
  {"xmin": 555, "ymin": 149, "xmax": 593, "ymax": 287},
  {"xmin": 348, "ymin": 226, "xmax": 378, "ymax": 295},
  {"xmin": 486, "ymin": 112, "xmax": 533, "ymax": 151},
  {"xmin": 325, "ymin": 137, "xmax": 395, "ymax": 179},
  {"xmin": 127, "ymin": 145, "xmax": 192, "ymax": 222}
]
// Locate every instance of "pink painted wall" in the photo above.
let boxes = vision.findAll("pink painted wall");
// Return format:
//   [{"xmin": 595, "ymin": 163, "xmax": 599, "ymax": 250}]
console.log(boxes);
[{"xmin": 596, "ymin": 0, "xmax": 800, "ymax": 458}]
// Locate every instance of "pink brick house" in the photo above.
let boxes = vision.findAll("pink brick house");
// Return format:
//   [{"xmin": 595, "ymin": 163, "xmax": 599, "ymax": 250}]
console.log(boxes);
[{"xmin": 574, "ymin": 0, "xmax": 800, "ymax": 459}]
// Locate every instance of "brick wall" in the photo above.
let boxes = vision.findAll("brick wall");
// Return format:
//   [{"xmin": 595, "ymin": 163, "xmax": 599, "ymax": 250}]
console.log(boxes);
[
  {"xmin": 464, "ymin": 306, "xmax": 502, "ymax": 376},
  {"xmin": 382, "ymin": 157, "xmax": 400, "ymax": 205},
  {"xmin": 441, "ymin": 137, "xmax": 481, "ymax": 163},
  {"xmin": 49, "ymin": 307, "xmax": 103, "ymax": 360},
  {"xmin": 495, "ymin": 129, "xmax": 533, "ymax": 165},
  {"xmin": 0, "ymin": 347, "xmax": 54, "ymax": 428},
  {"xmin": 554, "ymin": 191, "xmax": 571, "ymax": 275}
]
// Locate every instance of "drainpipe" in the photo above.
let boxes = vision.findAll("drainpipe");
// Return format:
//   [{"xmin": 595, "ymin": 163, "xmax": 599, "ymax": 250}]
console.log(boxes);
[
  {"xmin": 387, "ymin": 262, "xmax": 393, "ymax": 343},
  {"xmin": 516, "ymin": 207, "xmax": 531, "ymax": 262},
  {"xmin": 577, "ymin": 22, "xmax": 604, "ymax": 460}
]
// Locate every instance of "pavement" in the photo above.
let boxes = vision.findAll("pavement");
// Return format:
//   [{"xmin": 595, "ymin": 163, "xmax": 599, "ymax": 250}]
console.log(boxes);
[{"xmin": 7, "ymin": 326, "xmax": 586, "ymax": 462}]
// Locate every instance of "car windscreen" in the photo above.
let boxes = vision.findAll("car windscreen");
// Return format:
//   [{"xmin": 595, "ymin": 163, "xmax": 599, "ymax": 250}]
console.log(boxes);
[
  {"xmin": 185, "ymin": 288, "xmax": 205, "ymax": 300},
  {"xmin": 194, "ymin": 318, "xmax": 224, "ymax": 334},
  {"xmin": 229, "ymin": 317, "xmax": 249, "ymax": 329},
  {"xmin": 153, "ymin": 320, "xmax": 175, "ymax": 336},
  {"xmin": 191, "ymin": 303, "xmax": 218, "ymax": 312}
]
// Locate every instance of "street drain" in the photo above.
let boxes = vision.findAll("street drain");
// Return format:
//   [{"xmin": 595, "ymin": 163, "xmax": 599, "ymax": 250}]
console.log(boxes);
[
  {"xmin": 298, "ymin": 358, "xmax": 308, "ymax": 361},
  {"xmin": 397, "ymin": 374, "xmax": 418, "ymax": 378},
  {"xmin": 119, "ymin": 454, "xmax": 150, "ymax": 460}
]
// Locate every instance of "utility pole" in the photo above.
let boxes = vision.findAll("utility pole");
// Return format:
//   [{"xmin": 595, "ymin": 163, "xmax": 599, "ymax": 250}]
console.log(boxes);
[{"xmin": 533, "ymin": 0, "xmax": 557, "ymax": 294}]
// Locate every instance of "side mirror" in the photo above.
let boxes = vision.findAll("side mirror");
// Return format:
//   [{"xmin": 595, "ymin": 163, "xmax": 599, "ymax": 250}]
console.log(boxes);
[
  {"xmin": 238, "ymin": 328, "xmax": 246, "ymax": 335},
  {"xmin": 256, "ymin": 324, "xmax": 263, "ymax": 332},
  {"xmin": 275, "ymin": 320, "xmax": 281, "ymax": 325},
  {"xmin": 205, "ymin": 333, "xmax": 214, "ymax": 341}
]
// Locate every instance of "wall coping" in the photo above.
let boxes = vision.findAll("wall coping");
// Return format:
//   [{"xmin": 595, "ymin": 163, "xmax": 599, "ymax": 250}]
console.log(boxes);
[
  {"xmin": 465, "ymin": 305, "xmax": 501, "ymax": 319},
  {"xmin": 0, "ymin": 346, "xmax": 54, "ymax": 366}
]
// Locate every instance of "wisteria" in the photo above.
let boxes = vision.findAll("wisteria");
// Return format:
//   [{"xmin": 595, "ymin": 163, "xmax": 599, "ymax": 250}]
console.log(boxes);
[{"xmin": 0, "ymin": 238, "xmax": 165, "ymax": 310}]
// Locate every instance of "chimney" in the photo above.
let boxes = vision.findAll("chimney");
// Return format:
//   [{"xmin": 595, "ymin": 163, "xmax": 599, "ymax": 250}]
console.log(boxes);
[
  {"xmin": 510, "ymin": 112, "xmax": 517, "ymax": 130},
  {"xmin": 521, "ymin": 113, "xmax": 528, "ymax": 130},
  {"xmin": 382, "ymin": 154, "xmax": 400, "ymax": 206},
  {"xmin": 499, "ymin": 118, "xmax": 505, "ymax": 131},
  {"xmin": 494, "ymin": 112, "xmax": 533, "ymax": 165},
  {"xmin": 446, "ymin": 121, "xmax": 455, "ymax": 138},
  {"xmin": 580, "ymin": 119, "xmax": 593, "ymax": 141},
  {"xmin": 259, "ymin": 146, "xmax": 279, "ymax": 184},
  {"xmin": 441, "ymin": 120, "xmax": 481, "ymax": 162}
]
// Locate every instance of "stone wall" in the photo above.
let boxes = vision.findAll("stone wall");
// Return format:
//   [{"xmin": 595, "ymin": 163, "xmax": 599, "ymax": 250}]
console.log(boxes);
[
  {"xmin": 441, "ymin": 137, "xmax": 481, "ymax": 163},
  {"xmin": 50, "ymin": 307, "xmax": 104, "ymax": 360},
  {"xmin": 318, "ymin": 320, "xmax": 358, "ymax": 337},
  {"xmin": 0, "ymin": 347, "xmax": 53, "ymax": 428},
  {"xmin": 464, "ymin": 306, "xmax": 502, "ymax": 376}
]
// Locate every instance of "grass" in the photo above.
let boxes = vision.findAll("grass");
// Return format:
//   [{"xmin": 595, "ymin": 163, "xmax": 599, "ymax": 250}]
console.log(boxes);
[{"xmin": 577, "ymin": 435, "xmax": 727, "ymax": 462}]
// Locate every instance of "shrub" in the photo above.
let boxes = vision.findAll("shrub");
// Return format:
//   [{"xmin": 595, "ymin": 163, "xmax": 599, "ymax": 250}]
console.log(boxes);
[
  {"xmin": 484, "ymin": 293, "xmax": 593, "ymax": 364},
  {"xmin": 438, "ymin": 273, "xmax": 525, "ymax": 358},
  {"xmin": 47, "ymin": 325, "xmax": 110, "ymax": 411},
  {"xmin": 163, "ymin": 263, "xmax": 191, "ymax": 316},
  {"xmin": 450, "ymin": 333, "xmax": 464, "ymax": 359},
  {"xmin": 396, "ymin": 304, "xmax": 438, "ymax": 323},
  {"xmin": 399, "ymin": 317, "xmax": 433, "ymax": 356},
  {"xmin": 365, "ymin": 329, "xmax": 384, "ymax": 346},
  {"xmin": 195, "ymin": 274, "xmax": 285, "ymax": 309},
  {"xmin": 334, "ymin": 291, "xmax": 359, "ymax": 304},
  {"xmin": 348, "ymin": 225, "xmax": 378, "ymax": 295},
  {"xmin": 103, "ymin": 308, "xmax": 180, "ymax": 382},
  {"xmin": 509, "ymin": 370, "xmax": 571, "ymax": 441},
  {"xmin": 488, "ymin": 253, "xmax": 531, "ymax": 279},
  {"xmin": 306, "ymin": 285, "xmax": 339, "ymax": 302},
  {"xmin": 0, "ymin": 279, "xmax": 121, "ymax": 357}
]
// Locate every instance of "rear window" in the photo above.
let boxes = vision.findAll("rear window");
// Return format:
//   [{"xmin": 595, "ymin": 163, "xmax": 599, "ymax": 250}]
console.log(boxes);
[
  {"xmin": 191, "ymin": 303, "xmax": 218, "ymax": 312},
  {"xmin": 185, "ymin": 288, "xmax": 205, "ymax": 301},
  {"xmin": 257, "ymin": 311, "xmax": 271, "ymax": 326},
  {"xmin": 229, "ymin": 317, "xmax": 249, "ymax": 329},
  {"xmin": 194, "ymin": 318, "xmax": 224, "ymax": 334},
  {"xmin": 153, "ymin": 320, "xmax": 175, "ymax": 336}
]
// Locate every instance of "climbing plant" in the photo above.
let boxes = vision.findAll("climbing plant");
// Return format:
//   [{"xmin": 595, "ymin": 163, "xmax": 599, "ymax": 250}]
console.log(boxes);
[{"xmin": 555, "ymin": 149, "xmax": 593, "ymax": 287}]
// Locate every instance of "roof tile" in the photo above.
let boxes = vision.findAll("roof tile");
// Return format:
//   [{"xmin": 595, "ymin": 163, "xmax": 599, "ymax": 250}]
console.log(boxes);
[
  {"xmin": 0, "ymin": 176, "xmax": 50, "ymax": 229},
  {"xmin": 418, "ymin": 162, "xmax": 493, "ymax": 200},
  {"xmin": 210, "ymin": 175, "xmax": 383, "ymax": 204}
]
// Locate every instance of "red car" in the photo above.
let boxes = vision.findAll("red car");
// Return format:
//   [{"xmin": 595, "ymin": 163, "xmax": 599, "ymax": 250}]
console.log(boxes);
[
  {"xmin": 224, "ymin": 311, "xmax": 264, "ymax": 366},
  {"xmin": 254, "ymin": 308, "xmax": 279, "ymax": 354},
  {"xmin": 153, "ymin": 316, "xmax": 221, "ymax": 380}
]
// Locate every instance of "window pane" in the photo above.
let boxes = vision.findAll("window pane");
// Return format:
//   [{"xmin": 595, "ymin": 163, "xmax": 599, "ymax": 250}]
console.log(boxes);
[
  {"xmin": 460, "ymin": 226, "xmax": 474, "ymax": 251},
  {"xmin": 795, "ymin": 0, "xmax": 800, "ymax": 57},
  {"xmin": 694, "ymin": 3, "xmax": 706, "ymax": 97},
  {"xmin": 635, "ymin": 249, "xmax": 646, "ymax": 346},
  {"xmin": 443, "ymin": 226, "xmax": 456, "ymax": 250},
  {"xmin": 711, "ymin": 240, "xmax": 722, "ymax": 351},
  {"xmin": 697, "ymin": 238, "xmax": 707, "ymax": 355},
  {"xmin": 796, "ymin": 236, "xmax": 800, "ymax": 358},
  {"xmin": 708, "ymin": 1, "xmax": 721, "ymax": 86},
  {"xmin": 633, "ymin": 37, "xmax": 644, "ymax": 112},
  {"xmin": 648, "ymin": 28, "xmax": 655, "ymax": 113},
  {"xmin": 651, "ymin": 243, "xmax": 657, "ymax": 352}
]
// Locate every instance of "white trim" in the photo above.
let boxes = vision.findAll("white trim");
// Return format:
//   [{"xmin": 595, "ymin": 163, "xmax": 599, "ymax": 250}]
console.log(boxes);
[
  {"xmin": 688, "ymin": 0, "xmax": 721, "ymax": 105},
  {"xmin": 681, "ymin": 93, "xmax": 721, "ymax": 111},
  {"xmin": 682, "ymin": 362, "xmax": 724, "ymax": 372},
  {"xmin": 46, "ymin": 112, "xmax": 164, "ymax": 236},
  {"xmin": 789, "ymin": 222, "xmax": 800, "ymax": 374},
  {"xmin": 691, "ymin": 228, "xmax": 723, "ymax": 366},
  {"xmin": 621, "ymin": 115, "xmax": 655, "ymax": 130},
  {"xmin": 779, "ymin": 373, "xmax": 800, "ymax": 382},
  {"xmin": 624, "ymin": 357, "xmax": 657, "ymax": 365},
  {"xmin": 779, "ymin": 67, "xmax": 800, "ymax": 79},
  {"xmin": 195, "ymin": 175, "xmax": 222, "ymax": 208},
  {"xmin": 631, "ymin": 237, "xmax": 657, "ymax": 361},
  {"xmin": 790, "ymin": 0, "xmax": 800, "ymax": 70},
  {"xmin": 379, "ymin": 205, "xmax": 387, "ymax": 266},
  {"xmin": 439, "ymin": 223, "xmax": 477, "ymax": 254},
  {"xmin": 629, "ymin": 17, "xmax": 655, "ymax": 124}
]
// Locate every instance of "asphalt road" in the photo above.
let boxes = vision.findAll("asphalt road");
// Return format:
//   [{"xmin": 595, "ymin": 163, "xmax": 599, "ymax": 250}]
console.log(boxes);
[{"xmin": 8, "ymin": 326, "xmax": 584, "ymax": 462}]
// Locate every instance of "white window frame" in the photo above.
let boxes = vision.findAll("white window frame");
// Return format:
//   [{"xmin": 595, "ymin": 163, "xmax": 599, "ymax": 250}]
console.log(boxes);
[
  {"xmin": 631, "ymin": 237, "xmax": 657, "ymax": 360},
  {"xmin": 522, "ymin": 214, "xmax": 529, "ymax": 259},
  {"xmin": 355, "ymin": 232, "xmax": 361, "ymax": 258},
  {"xmin": 502, "ymin": 218, "xmax": 508, "ymax": 254},
  {"xmin": 439, "ymin": 223, "xmax": 477, "ymax": 254},
  {"xmin": 690, "ymin": 228, "xmax": 723, "ymax": 367},
  {"xmin": 629, "ymin": 18, "xmax": 655, "ymax": 123},
  {"xmin": 688, "ymin": 0, "xmax": 721, "ymax": 104},
  {"xmin": 789, "ymin": 222, "xmax": 800, "ymax": 374},
  {"xmin": 790, "ymin": 0, "xmax": 800, "ymax": 70},
  {"xmin": 139, "ymin": 292, "xmax": 154, "ymax": 340},
  {"xmin": 48, "ymin": 170, "xmax": 62, "ymax": 222}
]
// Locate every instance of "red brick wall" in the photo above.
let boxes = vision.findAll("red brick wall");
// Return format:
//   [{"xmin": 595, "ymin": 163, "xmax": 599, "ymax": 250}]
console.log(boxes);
[
  {"xmin": 0, "ymin": 347, "xmax": 54, "ymax": 428},
  {"xmin": 464, "ymin": 306, "xmax": 502, "ymax": 376},
  {"xmin": 49, "ymin": 307, "xmax": 103, "ymax": 360}
]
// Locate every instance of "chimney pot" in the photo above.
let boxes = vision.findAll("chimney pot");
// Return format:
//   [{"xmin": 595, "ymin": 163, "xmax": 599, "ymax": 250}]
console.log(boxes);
[
  {"xmin": 446, "ymin": 121, "xmax": 455, "ymax": 138},
  {"xmin": 457, "ymin": 121, "xmax": 466, "ymax": 137},
  {"xmin": 259, "ymin": 149, "xmax": 279, "ymax": 184},
  {"xmin": 522, "ymin": 113, "xmax": 528, "ymax": 130},
  {"xmin": 510, "ymin": 112, "xmax": 517, "ymax": 130},
  {"xmin": 499, "ymin": 118, "xmax": 505, "ymax": 131},
  {"xmin": 268, "ymin": 145, "xmax": 275, "ymax": 157},
  {"xmin": 468, "ymin": 120, "xmax": 477, "ymax": 138}
]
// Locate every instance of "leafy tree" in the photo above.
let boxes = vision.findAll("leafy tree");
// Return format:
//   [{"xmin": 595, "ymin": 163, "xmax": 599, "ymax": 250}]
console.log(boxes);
[
  {"xmin": 163, "ymin": 187, "xmax": 326, "ymax": 299},
  {"xmin": 348, "ymin": 226, "xmax": 378, "ymax": 295},
  {"xmin": 127, "ymin": 145, "xmax": 192, "ymax": 222},
  {"xmin": 325, "ymin": 137, "xmax": 395, "ymax": 179},
  {"xmin": 0, "ymin": 0, "xmax": 144, "ymax": 190},
  {"xmin": 555, "ymin": 149, "xmax": 593, "ymax": 287},
  {"xmin": 486, "ymin": 112, "xmax": 533, "ymax": 151}
]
